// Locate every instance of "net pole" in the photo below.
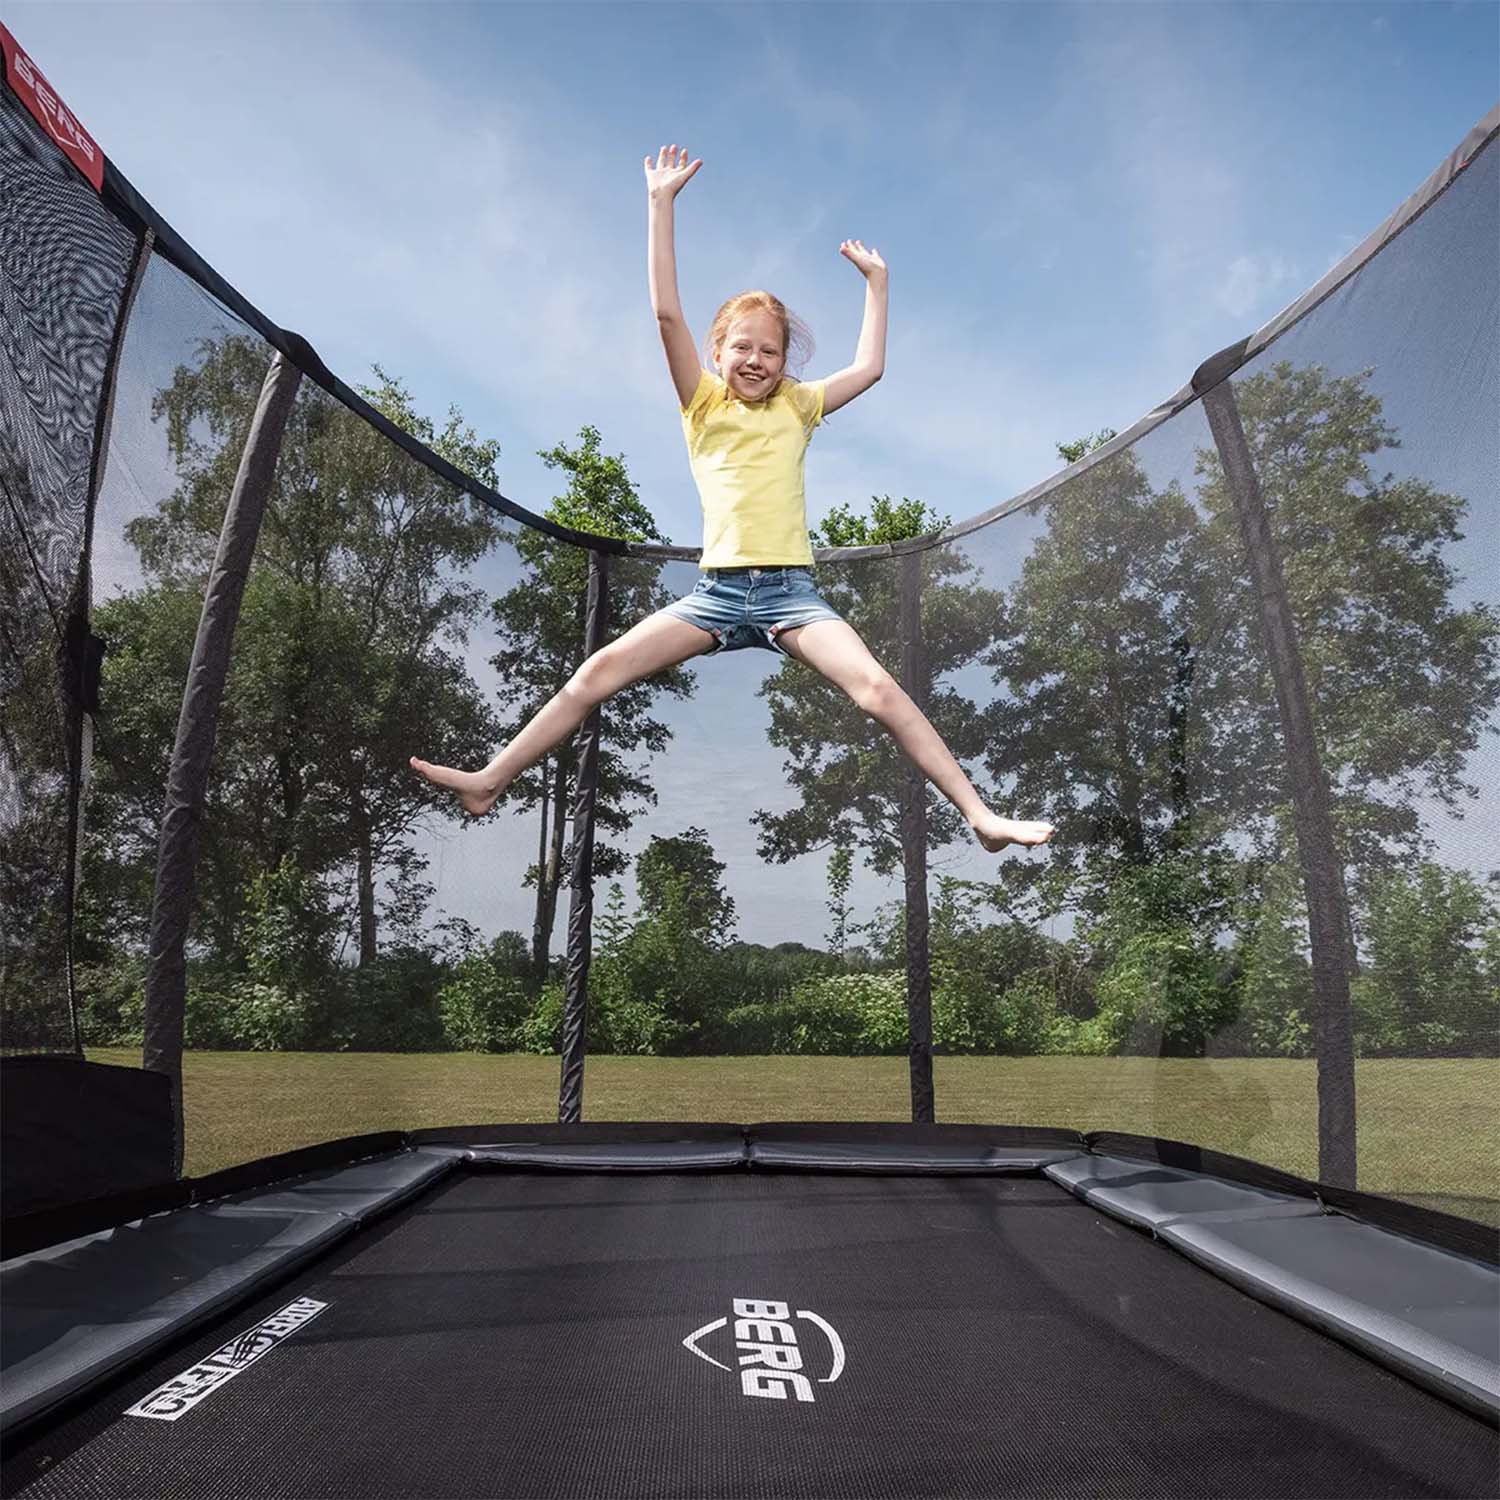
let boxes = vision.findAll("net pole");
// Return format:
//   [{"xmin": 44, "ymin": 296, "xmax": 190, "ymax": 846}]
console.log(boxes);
[
  {"xmin": 142, "ymin": 351, "xmax": 302, "ymax": 1173},
  {"xmin": 557, "ymin": 549, "xmax": 608, "ymax": 1124},
  {"xmin": 899, "ymin": 550, "xmax": 935, "ymax": 1123},
  {"xmin": 1200, "ymin": 379, "xmax": 1358, "ymax": 1187}
]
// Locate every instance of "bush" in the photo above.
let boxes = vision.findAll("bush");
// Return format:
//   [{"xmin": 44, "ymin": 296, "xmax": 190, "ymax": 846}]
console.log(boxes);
[
  {"xmin": 439, "ymin": 954, "xmax": 532, "ymax": 1052},
  {"xmin": 182, "ymin": 985, "xmax": 242, "ymax": 1049},
  {"xmin": 194, "ymin": 981, "xmax": 317, "ymax": 1051},
  {"xmin": 1214, "ymin": 932, "xmax": 1315, "ymax": 1059},
  {"xmin": 341, "ymin": 948, "xmax": 446, "ymax": 1051},
  {"xmin": 241, "ymin": 857, "xmax": 338, "ymax": 998},
  {"xmin": 1090, "ymin": 929, "xmax": 1238, "ymax": 1056},
  {"xmin": 75, "ymin": 957, "xmax": 147, "ymax": 1046},
  {"xmin": 596, "ymin": 993, "xmax": 688, "ymax": 1055},
  {"xmin": 516, "ymin": 982, "xmax": 564, "ymax": 1054},
  {"xmin": 994, "ymin": 972, "xmax": 1077, "ymax": 1055},
  {"xmin": 723, "ymin": 972, "xmax": 908, "ymax": 1055},
  {"xmin": 587, "ymin": 957, "xmax": 690, "ymax": 1054}
]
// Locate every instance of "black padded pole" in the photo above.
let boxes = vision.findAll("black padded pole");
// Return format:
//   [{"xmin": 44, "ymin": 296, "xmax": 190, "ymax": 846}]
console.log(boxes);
[
  {"xmin": 1200, "ymin": 379, "xmax": 1357, "ymax": 1187},
  {"xmin": 898, "ymin": 550, "xmax": 935, "ymax": 1123},
  {"xmin": 557, "ymin": 549, "xmax": 609, "ymax": 1124},
  {"xmin": 143, "ymin": 352, "xmax": 302, "ymax": 1174}
]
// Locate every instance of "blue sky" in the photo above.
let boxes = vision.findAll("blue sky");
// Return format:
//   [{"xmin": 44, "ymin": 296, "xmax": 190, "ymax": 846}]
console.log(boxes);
[
  {"xmin": 11, "ymin": 2, "xmax": 1497, "ymax": 948},
  {"xmin": 14, "ymin": 2, "xmax": 1497, "ymax": 545}
]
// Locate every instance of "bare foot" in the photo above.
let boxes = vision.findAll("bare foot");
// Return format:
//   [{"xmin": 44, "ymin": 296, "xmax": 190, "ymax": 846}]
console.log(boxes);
[
  {"xmin": 409, "ymin": 757, "xmax": 503, "ymax": 817},
  {"xmin": 971, "ymin": 813, "xmax": 1056, "ymax": 853}
]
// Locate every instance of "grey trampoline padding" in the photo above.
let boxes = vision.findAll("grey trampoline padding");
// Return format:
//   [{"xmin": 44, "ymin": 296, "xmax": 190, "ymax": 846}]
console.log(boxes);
[
  {"xmin": 753, "ymin": 1139, "xmax": 1086, "ymax": 1172},
  {"xmin": 1045, "ymin": 1153, "xmax": 1321, "ymax": 1229},
  {"xmin": 464, "ymin": 1141, "xmax": 747, "ymax": 1169},
  {"xmin": 0, "ymin": 1150, "xmax": 472, "ymax": 1434},
  {"xmin": 211, "ymin": 1147, "xmax": 457, "ymax": 1220},
  {"xmin": 0, "ymin": 1204, "xmax": 348, "ymax": 1434},
  {"xmin": 1161, "ymin": 1212, "xmax": 1500, "ymax": 1420}
]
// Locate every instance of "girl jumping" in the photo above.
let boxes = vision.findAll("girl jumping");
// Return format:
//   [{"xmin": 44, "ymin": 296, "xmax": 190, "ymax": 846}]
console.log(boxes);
[{"xmin": 411, "ymin": 144, "xmax": 1055, "ymax": 856}]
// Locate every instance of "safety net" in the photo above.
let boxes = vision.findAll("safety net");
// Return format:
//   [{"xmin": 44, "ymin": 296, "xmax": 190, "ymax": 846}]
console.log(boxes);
[{"xmin": 1, "ymin": 28, "xmax": 1495, "ymax": 1224}]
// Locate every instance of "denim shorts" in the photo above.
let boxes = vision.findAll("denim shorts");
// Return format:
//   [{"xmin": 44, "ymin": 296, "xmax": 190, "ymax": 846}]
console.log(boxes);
[{"xmin": 659, "ymin": 566, "xmax": 844, "ymax": 655}]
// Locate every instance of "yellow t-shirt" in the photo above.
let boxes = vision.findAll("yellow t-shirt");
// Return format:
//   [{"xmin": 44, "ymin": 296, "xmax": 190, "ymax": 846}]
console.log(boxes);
[{"xmin": 680, "ymin": 370, "xmax": 825, "ymax": 568}]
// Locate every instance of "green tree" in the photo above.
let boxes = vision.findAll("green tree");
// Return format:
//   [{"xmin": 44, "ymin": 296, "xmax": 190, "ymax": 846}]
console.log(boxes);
[
  {"xmin": 1352, "ymin": 861, "xmax": 1499, "ymax": 1055},
  {"xmin": 487, "ymin": 425, "xmax": 695, "ymax": 979},
  {"xmin": 1221, "ymin": 846, "xmax": 1316, "ymax": 1057},
  {"xmin": 1192, "ymin": 363, "xmax": 1500, "ymax": 881},
  {"xmin": 82, "ymin": 337, "xmax": 504, "ymax": 974},
  {"xmin": 585, "ymin": 828, "xmax": 738, "ymax": 1052},
  {"xmin": 635, "ymin": 826, "xmax": 737, "ymax": 946},
  {"xmin": 986, "ymin": 366, "xmax": 1497, "ymax": 1053},
  {"xmin": 1075, "ymin": 851, "xmax": 1242, "ymax": 1055},
  {"xmin": 982, "ymin": 438, "xmax": 1213, "ymax": 919}
]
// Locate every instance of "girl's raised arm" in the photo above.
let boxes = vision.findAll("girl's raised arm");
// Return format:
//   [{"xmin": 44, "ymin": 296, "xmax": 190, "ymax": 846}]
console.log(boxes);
[
  {"xmin": 645, "ymin": 145, "xmax": 704, "ymax": 408},
  {"xmin": 820, "ymin": 240, "xmax": 888, "ymax": 417}
]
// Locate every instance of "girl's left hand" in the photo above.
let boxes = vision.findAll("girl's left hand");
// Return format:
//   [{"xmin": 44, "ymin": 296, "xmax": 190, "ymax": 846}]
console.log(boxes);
[{"xmin": 840, "ymin": 239, "xmax": 887, "ymax": 280}]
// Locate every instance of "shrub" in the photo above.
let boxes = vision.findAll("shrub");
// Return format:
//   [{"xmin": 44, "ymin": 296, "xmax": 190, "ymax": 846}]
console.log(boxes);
[
  {"xmin": 723, "ymin": 973, "xmax": 908, "ymax": 1055},
  {"xmin": 1090, "ymin": 929, "xmax": 1238, "ymax": 1056},
  {"xmin": 439, "ymin": 955, "xmax": 533, "ymax": 1052},
  {"xmin": 341, "ymin": 948, "xmax": 446, "ymax": 1051},
  {"xmin": 195, "ymin": 981, "xmax": 316, "ymax": 1051},
  {"xmin": 182, "ymin": 985, "xmax": 242, "ymax": 1049},
  {"xmin": 516, "ymin": 982, "xmax": 564, "ymax": 1054},
  {"xmin": 74, "ymin": 957, "xmax": 147, "ymax": 1046},
  {"xmin": 995, "ymin": 972, "xmax": 1076, "ymax": 1055}
]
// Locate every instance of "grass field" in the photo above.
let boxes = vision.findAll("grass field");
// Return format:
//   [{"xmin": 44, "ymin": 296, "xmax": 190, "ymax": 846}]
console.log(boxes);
[{"xmin": 89, "ymin": 1050, "xmax": 1500, "ymax": 1224}]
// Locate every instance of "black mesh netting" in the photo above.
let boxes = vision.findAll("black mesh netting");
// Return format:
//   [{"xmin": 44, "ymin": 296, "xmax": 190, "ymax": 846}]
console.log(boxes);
[
  {"xmin": 0, "ymin": 82, "xmax": 138, "ymax": 1054},
  {"xmin": 2, "ymin": 60, "xmax": 1495, "ymax": 1222}
]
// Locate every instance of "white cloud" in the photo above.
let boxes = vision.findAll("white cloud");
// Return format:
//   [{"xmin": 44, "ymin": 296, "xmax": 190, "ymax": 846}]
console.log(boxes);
[{"xmin": 1215, "ymin": 252, "xmax": 1299, "ymax": 322}]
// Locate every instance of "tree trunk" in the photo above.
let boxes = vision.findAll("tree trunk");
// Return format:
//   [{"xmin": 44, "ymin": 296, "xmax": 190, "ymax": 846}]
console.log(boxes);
[
  {"xmin": 1105, "ymin": 648, "xmax": 1147, "ymax": 862},
  {"xmin": 355, "ymin": 822, "xmax": 377, "ymax": 968},
  {"xmin": 1168, "ymin": 634, "xmax": 1196, "ymax": 847},
  {"xmin": 532, "ymin": 754, "xmax": 570, "ymax": 981},
  {"xmin": 530, "ymin": 756, "xmax": 552, "ymax": 979}
]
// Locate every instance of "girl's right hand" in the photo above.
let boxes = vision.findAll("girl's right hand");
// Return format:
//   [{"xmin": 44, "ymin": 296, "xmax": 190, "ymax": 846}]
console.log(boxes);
[{"xmin": 645, "ymin": 144, "xmax": 702, "ymax": 200}]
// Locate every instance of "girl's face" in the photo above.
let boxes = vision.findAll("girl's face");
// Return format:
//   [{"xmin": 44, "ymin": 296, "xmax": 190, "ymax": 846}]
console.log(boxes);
[{"xmin": 716, "ymin": 310, "xmax": 786, "ymax": 402}]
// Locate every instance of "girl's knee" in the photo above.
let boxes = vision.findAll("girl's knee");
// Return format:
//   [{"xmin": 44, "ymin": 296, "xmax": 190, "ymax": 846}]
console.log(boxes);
[
  {"xmin": 569, "ymin": 652, "xmax": 615, "ymax": 703},
  {"xmin": 853, "ymin": 671, "xmax": 902, "ymax": 717}
]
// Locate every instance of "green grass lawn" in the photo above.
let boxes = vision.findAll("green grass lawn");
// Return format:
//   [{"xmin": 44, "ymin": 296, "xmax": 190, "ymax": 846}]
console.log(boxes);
[{"xmin": 89, "ymin": 1050, "xmax": 1500, "ymax": 1224}]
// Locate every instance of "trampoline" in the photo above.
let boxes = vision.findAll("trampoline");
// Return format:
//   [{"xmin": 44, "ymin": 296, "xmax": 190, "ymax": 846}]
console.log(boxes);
[
  {"xmin": 3, "ymin": 1125, "xmax": 1499, "ymax": 1499},
  {"xmin": 2, "ymin": 25, "xmax": 1498, "ymax": 1500}
]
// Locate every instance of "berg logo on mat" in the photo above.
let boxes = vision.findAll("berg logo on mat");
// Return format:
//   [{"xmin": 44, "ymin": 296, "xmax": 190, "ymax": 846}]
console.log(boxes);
[
  {"xmin": 126, "ymin": 1298, "xmax": 328, "ymax": 1422},
  {"xmin": 681, "ymin": 1298, "xmax": 845, "ymax": 1403}
]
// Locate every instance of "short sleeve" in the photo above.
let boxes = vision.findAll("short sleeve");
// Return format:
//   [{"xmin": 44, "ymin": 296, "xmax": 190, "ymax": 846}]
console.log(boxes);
[
  {"xmin": 682, "ymin": 368, "xmax": 718, "ymax": 417},
  {"xmin": 786, "ymin": 379, "xmax": 825, "ymax": 432}
]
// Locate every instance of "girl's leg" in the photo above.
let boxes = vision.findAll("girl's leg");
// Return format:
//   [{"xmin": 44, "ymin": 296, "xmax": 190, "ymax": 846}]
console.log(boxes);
[
  {"xmin": 411, "ymin": 611, "xmax": 714, "ymax": 815},
  {"xmin": 775, "ymin": 619, "xmax": 1055, "ymax": 852}
]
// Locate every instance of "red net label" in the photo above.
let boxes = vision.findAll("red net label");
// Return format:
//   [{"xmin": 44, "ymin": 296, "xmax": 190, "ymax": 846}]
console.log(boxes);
[{"xmin": 0, "ymin": 23, "xmax": 104, "ymax": 192}]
